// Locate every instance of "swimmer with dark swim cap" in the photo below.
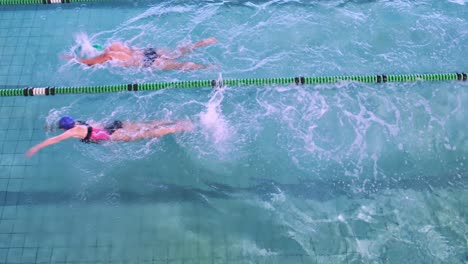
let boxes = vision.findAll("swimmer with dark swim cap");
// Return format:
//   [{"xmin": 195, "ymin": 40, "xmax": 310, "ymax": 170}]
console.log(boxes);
[
  {"xmin": 26, "ymin": 115, "xmax": 193, "ymax": 157},
  {"xmin": 64, "ymin": 37, "xmax": 218, "ymax": 71}
]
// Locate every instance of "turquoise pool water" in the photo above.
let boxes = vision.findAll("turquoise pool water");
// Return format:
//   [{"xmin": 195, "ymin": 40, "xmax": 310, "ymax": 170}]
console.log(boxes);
[{"xmin": 0, "ymin": 0, "xmax": 467, "ymax": 263}]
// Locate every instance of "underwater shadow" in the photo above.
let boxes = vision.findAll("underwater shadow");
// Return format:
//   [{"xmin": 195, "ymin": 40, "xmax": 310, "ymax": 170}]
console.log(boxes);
[{"xmin": 2, "ymin": 171, "xmax": 465, "ymax": 207}]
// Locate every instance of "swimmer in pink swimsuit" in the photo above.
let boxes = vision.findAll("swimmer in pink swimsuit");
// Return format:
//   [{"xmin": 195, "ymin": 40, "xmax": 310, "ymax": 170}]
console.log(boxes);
[
  {"xmin": 26, "ymin": 115, "xmax": 193, "ymax": 157},
  {"xmin": 74, "ymin": 119, "xmax": 122, "ymax": 143}
]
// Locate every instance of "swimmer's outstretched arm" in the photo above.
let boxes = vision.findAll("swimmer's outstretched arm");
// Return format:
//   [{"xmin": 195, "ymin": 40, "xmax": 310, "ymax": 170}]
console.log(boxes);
[
  {"xmin": 78, "ymin": 53, "xmax": 112, "ymax": 66},
  {"xmin": 26, "ymin": 129, "xmax": 78, "ymax": 157}
]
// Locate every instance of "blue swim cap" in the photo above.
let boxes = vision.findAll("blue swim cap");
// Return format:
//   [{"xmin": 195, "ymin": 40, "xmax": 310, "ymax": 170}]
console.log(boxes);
[{"xmin": 58, "ymin": 115, "xmax": 75, "ymax": 130}]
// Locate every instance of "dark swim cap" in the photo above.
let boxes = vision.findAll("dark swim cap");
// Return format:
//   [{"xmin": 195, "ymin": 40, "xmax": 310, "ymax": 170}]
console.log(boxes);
[{"xmin": 58, "ymin": 115, "xmax": 75, "ymax": 130}]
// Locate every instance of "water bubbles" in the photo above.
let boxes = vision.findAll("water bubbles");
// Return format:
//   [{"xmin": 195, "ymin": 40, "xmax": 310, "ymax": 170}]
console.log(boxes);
[
  {"xmin": 447, "ymin": 0, "xmax": 467, "ymax": 5},
  {"xmin": 73, "ymin": 32, "xmax": 102, "ymax": 59},
  {"xmin": 199, "ymin": 87, "xmax": 231, "ymax": 145}
]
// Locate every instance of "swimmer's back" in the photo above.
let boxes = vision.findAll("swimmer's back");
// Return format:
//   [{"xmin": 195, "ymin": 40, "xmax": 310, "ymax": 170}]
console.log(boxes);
[{"xmin": 105, "ymin": 42, "xmax": 144, "ymax": 67}]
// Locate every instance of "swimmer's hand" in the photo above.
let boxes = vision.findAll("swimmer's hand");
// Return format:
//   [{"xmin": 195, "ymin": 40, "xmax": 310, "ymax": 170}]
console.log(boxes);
[
  {"xmin": 60, "ymin": 54, "xmax": 75, "ymax": 60},
  {"xmin": 26, "ymin": 146, "xmax": 39, "ymax": 158},
  {"xmin": 197, "ymin": 37, "xmax": 218, "ymax": 47}
]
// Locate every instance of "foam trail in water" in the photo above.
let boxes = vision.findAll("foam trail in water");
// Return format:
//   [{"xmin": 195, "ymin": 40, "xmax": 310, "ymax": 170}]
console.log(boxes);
[
  {"xmin": 199, "ymin": 81, "xmax": 234, "ymax": 155},
  {"xmin": 447, "ymin": 0, "xmax": 466, "ymax": 5}
]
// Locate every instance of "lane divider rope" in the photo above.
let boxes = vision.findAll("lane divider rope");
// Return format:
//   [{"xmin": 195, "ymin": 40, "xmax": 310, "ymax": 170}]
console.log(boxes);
[
  {"xmin": 0, "ymin": 72, "xmax": 466, "ymax": 97},
  {"xmin": 0, "ymin": 0, "xmax": 112, "ymax": 5}
]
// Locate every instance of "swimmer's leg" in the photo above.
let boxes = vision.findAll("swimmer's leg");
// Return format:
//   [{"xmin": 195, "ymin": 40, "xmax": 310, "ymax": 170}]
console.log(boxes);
[
  {"xmin": 157, "ymin": 37, "xmax": 218, "ymax": 59},
  {"xmin": 152, "ymin": 59, "xmax": 207, "ymax": 71},
  {"xmin": 179, "ymin": 37, "xmax": 218, "ymax": 53},
  {"xmin": 110, "ymin": 121, "xmax": 192, "ymax": 141},
  {"xmin": 121, "ymin": 120, "xmax": 177, "ymax": 130},
  {"xmin": 145, "ymin": 120, "xmax": 177, "ymax": 127}
]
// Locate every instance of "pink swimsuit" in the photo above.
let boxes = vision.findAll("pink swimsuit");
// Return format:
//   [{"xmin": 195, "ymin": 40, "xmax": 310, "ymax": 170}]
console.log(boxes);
[
  {"xmin": 89, "ymin": 128, "xmax": 111, "ymax": 141},
  {"xmin": 81, "ymin": 126, "xmax": 111, "ymax": 143},
  {"xmin": 79, "ymin": 121, "xmax": 123, "ymax": 143}
]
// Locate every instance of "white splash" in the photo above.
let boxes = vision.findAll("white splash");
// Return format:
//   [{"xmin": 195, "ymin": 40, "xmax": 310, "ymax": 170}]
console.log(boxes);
[
  {"xmin": 356, "ymin": 205, "xmax": 375, "ymax": 223},
  {"xmin": 73, "ymin": 32, "xmax": 102, "ymax": 59},
  {"xmin": 199, "ymin": 85, "xmax": 233, "ymax": 147},
  {"xmin": 447, "ymin": 0, "xmax": 466, "ymax": 5}
]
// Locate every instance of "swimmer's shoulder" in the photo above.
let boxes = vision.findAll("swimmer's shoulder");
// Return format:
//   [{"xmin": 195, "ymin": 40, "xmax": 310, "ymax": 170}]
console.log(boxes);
[
  {"xmin": 59, "ymin": 125, "xmax": 88, "ymax": 139},
  {"xmin": 106, "ymin": 42, "xmax": 133, "ymax": 52}
]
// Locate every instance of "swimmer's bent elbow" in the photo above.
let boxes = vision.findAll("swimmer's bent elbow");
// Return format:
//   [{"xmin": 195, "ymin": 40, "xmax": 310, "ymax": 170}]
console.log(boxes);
[{"xmin": 79, "ymin": 53, "xmax": 111, "ymax": 66}]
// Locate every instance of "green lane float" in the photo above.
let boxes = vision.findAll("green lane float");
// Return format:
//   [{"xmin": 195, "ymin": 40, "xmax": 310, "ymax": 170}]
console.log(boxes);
[
  {"xmin": 0, "ymin": 72, "xmax": 466, "ymax": 97},
  {"xmin": 0, "ymin": 0, "xmax": 112, "ymax": 5}
]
